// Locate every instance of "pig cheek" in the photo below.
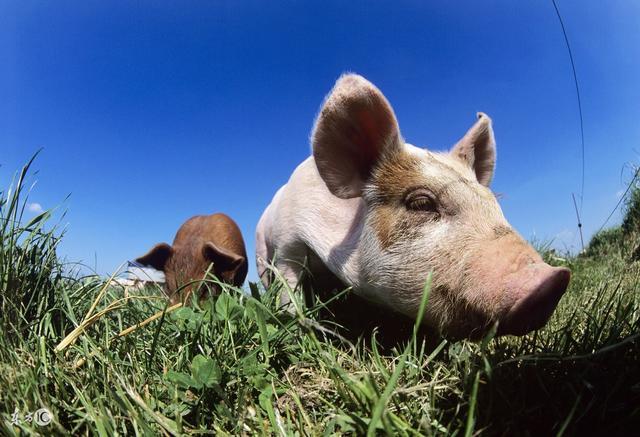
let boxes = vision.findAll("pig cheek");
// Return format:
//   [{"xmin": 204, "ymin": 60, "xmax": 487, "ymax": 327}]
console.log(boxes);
[
  {"xmin": 163, "ymin": 271, "xmax": 178, "ymax": 300},
  {"xmin": 373, "ymin": 225, "xmax": 452, "ymax": 316},
  {"xmin": 362, "ymin": 225, "xmax": 490, "ymax": 339},
  {"xmin": 371, "ymin": 213, "xmax": 498, "ymax": 335},
  {"xmin": 163, "ymin": 271, "xmax": 172, "ymax": 292}
]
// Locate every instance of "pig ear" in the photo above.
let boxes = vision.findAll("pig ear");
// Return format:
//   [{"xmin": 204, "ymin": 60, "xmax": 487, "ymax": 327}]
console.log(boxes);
[
  {"xmin": 450, "ymin": 112, "xmax": 496, "ymax": 186},
  {"xmin": 135, "ymin": 243, "xmax": 173, "ymax": 271},
  {"xmin": 312, "ymin": 74, "xmax": 402, "ymax": 199},
  {"xmin": 202, "ymin": 242, "xmax": 245, "ymax": 273}
]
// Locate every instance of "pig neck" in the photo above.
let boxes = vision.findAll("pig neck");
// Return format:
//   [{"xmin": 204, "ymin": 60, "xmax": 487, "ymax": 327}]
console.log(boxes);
[
  {"xmin": 315, "ymin": 197, "xmax": 365, "ymax": 289},
  {"xmin": 297, "ymin": 158, "xmax": 366, "ymax": 290}
]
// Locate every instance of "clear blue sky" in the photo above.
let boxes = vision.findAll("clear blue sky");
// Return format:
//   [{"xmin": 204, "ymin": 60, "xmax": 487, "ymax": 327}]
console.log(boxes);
[{"xmin": 2, "ymin": 1, "xmax": 639, "ymax": 281}]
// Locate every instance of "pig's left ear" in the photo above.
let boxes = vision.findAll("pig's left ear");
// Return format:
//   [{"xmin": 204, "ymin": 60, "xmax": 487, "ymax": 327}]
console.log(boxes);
[
  {"xmin": 135, "ymin": 243, "xmax": 173, "ymax": 272},
  {"xmin": 312, "ymin": 74, "xmax": 402, "ymax": 198},
  {"xmin": 202, "ymin": 242, "xmax": 245, "ymax": 274},
  {"xmin": 450, "ymin": 112, "xmax": 496, "ymax": 186}
]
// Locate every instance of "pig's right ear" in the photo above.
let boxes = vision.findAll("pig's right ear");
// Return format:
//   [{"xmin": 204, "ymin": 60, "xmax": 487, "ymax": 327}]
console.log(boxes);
[
  {"xmin": 450, "ymin": 113, "xmax": 496, "ymax": 187},
  {"xmin": 135, "ymin": 243, "xmax": 173, "ymax": 271},
  {"xmin": 312, "ymin": 74, "xmax": 402, "ymax": 199},
  {"xmin": 202, "ymin": 242, "xmax": 245, "ymax": 274}
]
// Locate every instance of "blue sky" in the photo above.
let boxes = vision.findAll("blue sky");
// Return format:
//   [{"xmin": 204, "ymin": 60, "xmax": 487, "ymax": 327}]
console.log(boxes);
[{"xmin": 1, "ymin": 1, "xmax": 639, "ymax": 281}]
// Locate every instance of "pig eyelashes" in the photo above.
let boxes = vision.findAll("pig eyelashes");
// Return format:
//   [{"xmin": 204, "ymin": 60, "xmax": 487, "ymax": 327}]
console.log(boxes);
[{"xmin": 403, "ymin": 188, "xmax": 440, "ymax": 215}]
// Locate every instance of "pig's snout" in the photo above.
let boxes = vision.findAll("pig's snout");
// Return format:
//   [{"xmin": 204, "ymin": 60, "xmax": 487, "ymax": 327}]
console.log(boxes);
[{"xmin": 498, "ymin": 264, "xmax": 571, "ymax": 336}]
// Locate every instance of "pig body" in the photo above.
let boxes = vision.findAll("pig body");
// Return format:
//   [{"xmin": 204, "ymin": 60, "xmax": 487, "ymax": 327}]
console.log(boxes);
[
  {"xmin": 256, "ymin": 74, "xmax": 570, "ymax": 340},
  {"xmin": 137, "ymin": 213, "xmax": 248, "ymax": 304}
]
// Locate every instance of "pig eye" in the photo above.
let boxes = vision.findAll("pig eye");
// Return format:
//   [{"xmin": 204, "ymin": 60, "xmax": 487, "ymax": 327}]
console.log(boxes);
[{"xmin": 405, "ymin": 190, "xmax": 439, "ymax": 214}]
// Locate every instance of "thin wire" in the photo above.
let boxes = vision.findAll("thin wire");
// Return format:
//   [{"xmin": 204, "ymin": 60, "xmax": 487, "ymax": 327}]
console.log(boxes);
[
  {"xmin": 571, "ymin": 193, "xmax": 585, "ymax": 252},
  {"xmin": 597, "ymin": 166, "xmax": 640, "ymax": 234},
  {"xmin": 552, "ymin": 0, "xmax": 586, "ymax": 213}
]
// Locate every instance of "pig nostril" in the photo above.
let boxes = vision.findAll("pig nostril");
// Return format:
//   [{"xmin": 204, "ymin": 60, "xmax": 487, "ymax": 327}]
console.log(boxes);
[
  {"xmin": 551, "ymin": 267, "xmax": 571, "ymax": 296},
  {"xmin": 530, "ymin": 267, "xmax": 571, "ymax": 308},
  {"xmin": 498, "ymin": 266, "xmax": 571, "ymax": 336}
]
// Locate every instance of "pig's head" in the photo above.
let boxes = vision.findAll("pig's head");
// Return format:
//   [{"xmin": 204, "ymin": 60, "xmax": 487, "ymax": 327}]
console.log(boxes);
[
  {"xmin": 312, "ymin": 74, "xmax": 570, "ymax": 340},
  {"xmin": 135, "ymin": 241, "xmax": 246, "ymax": 303}
]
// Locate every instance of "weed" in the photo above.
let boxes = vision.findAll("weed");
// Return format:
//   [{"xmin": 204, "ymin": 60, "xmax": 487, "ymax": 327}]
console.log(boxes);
[{"xmin": 1, "ymin": 157, "xmax": 638, "ymax": 435}]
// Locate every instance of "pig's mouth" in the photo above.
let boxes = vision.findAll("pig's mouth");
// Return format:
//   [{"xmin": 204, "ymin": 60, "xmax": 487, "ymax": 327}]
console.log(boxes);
[
  {"xmin": 497, "ymin": 267, "xmax": 571, "ymax": 336},
  {"xmin": 437, "ymin": 299, "xmax": 498, "ymax": 342}
]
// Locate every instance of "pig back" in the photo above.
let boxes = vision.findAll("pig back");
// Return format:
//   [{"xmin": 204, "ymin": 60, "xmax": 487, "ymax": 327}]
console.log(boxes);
[{"xmin": 174, "ymin": 214, "xmax": 245, "ymax": 257}]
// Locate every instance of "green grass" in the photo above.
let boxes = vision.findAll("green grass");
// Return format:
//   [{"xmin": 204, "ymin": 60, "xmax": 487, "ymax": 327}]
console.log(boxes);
[{"xmin": 1, "ymin": 157, "xmax": 639, "ymax": 435}]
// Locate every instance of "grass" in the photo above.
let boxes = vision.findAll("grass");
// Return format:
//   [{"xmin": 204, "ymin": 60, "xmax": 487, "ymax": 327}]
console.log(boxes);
[{"xmin": 1, "ymin": 157, "xmax": 639, "ymax": 435}]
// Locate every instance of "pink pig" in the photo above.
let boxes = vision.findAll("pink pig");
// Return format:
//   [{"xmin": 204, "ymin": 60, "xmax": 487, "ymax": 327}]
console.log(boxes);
[{"xmin": 256, "ymin": 74, "xmax": 570, "ymax": 340}]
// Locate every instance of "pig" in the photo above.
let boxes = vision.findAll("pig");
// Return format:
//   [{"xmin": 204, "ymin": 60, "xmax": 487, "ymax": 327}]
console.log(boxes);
[
  {"xmin": 256, "ymin": 74, "xmax": 571, "ymax": 340},
  {"xmin": 136, "ymin": 213, "xmax": 248, "ymax": 304}
]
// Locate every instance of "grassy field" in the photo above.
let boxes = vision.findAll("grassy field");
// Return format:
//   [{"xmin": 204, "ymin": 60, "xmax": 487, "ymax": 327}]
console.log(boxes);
[{"xmin": 1, "ymin": 158, "xmax": 639, "ymax": 436}]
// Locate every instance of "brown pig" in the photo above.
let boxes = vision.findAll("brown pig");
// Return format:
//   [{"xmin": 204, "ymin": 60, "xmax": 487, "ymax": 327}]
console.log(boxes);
[
  {"xmin": 256, "ymin": 74, "xmax": 570, "ymax": 340},
  {"xmin": 136, "ymin": 213, "xmax": 248, "ymax": 304}
]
